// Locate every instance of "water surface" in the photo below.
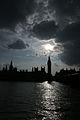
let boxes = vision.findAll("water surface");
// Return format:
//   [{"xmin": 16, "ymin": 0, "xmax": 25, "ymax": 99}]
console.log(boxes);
[{"xmin": 0, "ymin": 81, "xmax": 80, "ymax": 120}]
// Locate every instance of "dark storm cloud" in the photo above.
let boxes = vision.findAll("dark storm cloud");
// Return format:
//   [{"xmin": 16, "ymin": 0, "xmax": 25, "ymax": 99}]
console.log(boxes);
[
  {"xmin": 49, "ymin": 0, "xmax": 80, "ymax": 15},
  {"xmin": 32, "ymin": 21, "xmax": 59, "ymax": 39},
  {"xmin": 47, "ymin": 0, "xmax": 80, "ymax": 65},
  {"xmin": 49, "ymin": 0, "xmax": 80, "ymax": 24},
  {"xmin": 59, "ymin": 43, "xmax": 80, "ymax": 65},
  {"xmin": 0, "ymin": 0, "xmax": 80, "ymax": 68},
  {"xmin": 57, "ymin": 22, "xmax": 80, "ymax": 43},
  {"xmin": 8, "ymin": 40, "xmax": 26, "ymax": 49},
  {"xmin": 57, "ymin": 22, "xmax": 80, "ymax": 65},
  {"xmin": 0, "ymin": 0, "xmax": 36, "ymax": 29}
]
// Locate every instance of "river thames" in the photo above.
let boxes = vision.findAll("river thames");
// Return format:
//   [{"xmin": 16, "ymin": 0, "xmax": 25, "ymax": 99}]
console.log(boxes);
[{"xmin": 0, "ymin": 81, "xmax": 80, "ymax": 120}]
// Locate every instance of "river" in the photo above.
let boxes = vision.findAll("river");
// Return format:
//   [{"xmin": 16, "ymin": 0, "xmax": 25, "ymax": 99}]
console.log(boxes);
[{"xmin": 0, "ymin": 81, "xmax": 80, "ymax": 120}]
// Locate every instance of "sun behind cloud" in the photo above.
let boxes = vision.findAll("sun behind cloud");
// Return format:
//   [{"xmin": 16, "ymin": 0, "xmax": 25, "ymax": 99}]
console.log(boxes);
[{"xmin": 43, "ymin": 44, "xmax": 53, "ymax": 51}]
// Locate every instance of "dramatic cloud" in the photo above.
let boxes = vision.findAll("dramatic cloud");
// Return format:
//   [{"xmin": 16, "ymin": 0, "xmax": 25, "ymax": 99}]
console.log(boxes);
[
  {"xmin": 8, "ymin": 40, "xmax": 27, "ymax": 49},
  {"xmin": 57, "ymin": 22, "xmax": 80, "ymax": 42},
  {"xmin": 32, "ymin": 21, "xmax": 59, "ymax": 39},
  {"xmin": 49, "ymin": 0, "xmax": 80, "ymax": 25},
  {"xmin": 57, "ymin": 22, "xmax": 80, "ymax": 65},
  {"xmin": 0, "ymin": 0, "xmax": 36, "ymax": 29},
  {"xmin": 0, "ymin": 0, "xmax": 80, "ymax": 71}
]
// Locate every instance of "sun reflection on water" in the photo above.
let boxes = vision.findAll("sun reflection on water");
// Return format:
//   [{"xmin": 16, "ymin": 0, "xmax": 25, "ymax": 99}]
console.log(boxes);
[
  {"xmin": 36, "ymin": 81, "xmax": 63, "ymax": 120},
  {"xmin": 36, "ymin": 81, "xmax": 71, "ymax": 120}
]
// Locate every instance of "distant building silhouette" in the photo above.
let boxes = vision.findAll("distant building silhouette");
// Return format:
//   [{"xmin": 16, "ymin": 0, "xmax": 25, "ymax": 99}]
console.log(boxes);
[
  {"xmin": 47, "ymin": 56, "xmax": 51, "ymax": 75},
  {"xmin": 6, "ymin": 65, "xmax": 8, "ymax": 71},
  {"xmin": 32, "ymin": 67, "xmax": 34, "ymax": 72},
  {"xmin": 41, "ymin": 67, "xmax": 45, "ymax": 73},
  {"xmin": 2, "ymin": 67, "xmax": 5, "ymax": 72},
  {"xmin": 34, "ymin": 67, "xmax": 38, "ymax": 72},
  {"xmin": 1, "ymin": 56, "xmax": 80, "ymax": 84},
  {"xmin": 9, "ymin": 60, "xmax": 13, "ymax": 71},
  {"xmin": 0, "ymin": 56, "xmax": 54, "ymax": 82}
]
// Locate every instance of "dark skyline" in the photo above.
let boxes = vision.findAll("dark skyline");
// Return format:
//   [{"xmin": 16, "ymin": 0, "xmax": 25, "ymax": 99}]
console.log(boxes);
[
  {"xmin": 1, "ymin": 57, "xmax": 51, "ymax": 74},
  {"xmin": 0, "ymin": 0, "xmax": 80, "ymax": 75}
]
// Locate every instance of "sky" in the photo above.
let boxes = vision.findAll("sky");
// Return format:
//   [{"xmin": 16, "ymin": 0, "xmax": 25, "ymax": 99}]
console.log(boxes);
[{"xmin": 0, "ymin": 0, "xmax": 80, "ymax": 75}]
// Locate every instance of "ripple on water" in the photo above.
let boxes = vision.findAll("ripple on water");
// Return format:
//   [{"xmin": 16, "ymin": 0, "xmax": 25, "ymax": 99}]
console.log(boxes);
[{"xmin": 0, "ymin": 81, "xmax": 79, "ymax": 120}]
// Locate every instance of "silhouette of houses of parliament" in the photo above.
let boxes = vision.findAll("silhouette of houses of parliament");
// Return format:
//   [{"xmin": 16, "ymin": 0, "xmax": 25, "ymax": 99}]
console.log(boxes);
[
  {"xmin": 1, "ymin": 56, "xmax": 80, "ymax": 85},
  {"xmin": 54, "ymin": 68, "xmax": 80, "ymax": 87},
  {"xmin": 2, "ymin": 60, "xmax": 17, "ymax": 73},
  {"xmin": 0, "ymin": 56, "xmax": 53, "ymax": 82}
]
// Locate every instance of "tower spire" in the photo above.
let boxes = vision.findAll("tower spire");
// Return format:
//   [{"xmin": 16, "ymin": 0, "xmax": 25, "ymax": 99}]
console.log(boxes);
[
  {"xmin": 9, "ymin": 60, "xmax": 13, "ymax": 71},
  {"xmin": 47, "ymin": 56, "xmax": 51, "ymax": 75}
]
